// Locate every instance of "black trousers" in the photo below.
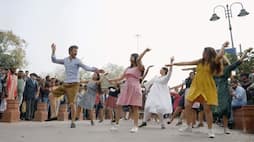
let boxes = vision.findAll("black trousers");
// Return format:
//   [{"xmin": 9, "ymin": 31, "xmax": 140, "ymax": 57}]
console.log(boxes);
[{"xmin": 25, "ymin": 98, "xmax": 36, "ymax": 120}]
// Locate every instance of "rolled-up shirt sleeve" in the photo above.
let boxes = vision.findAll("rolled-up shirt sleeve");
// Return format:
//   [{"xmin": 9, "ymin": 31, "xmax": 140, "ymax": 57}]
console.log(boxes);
[
  {"xmin": 51, "ymin": 56, "xmax": 64, "ymax": 64},
  {"xmin": 78, "ymin": 60, "xmax": 97, "ymax": 72}
]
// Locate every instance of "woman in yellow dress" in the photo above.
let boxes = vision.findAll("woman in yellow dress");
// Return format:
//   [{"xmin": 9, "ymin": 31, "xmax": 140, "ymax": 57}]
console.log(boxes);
[{"xmin": 166, "ymin": 41, "xmax": 229, "ymax": 138}]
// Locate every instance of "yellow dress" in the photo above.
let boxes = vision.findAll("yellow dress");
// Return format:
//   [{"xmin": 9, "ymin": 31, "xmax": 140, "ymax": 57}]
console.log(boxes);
[{"xmin": 186, "ymin": 63, "xmax": 218, "ymax": 106}]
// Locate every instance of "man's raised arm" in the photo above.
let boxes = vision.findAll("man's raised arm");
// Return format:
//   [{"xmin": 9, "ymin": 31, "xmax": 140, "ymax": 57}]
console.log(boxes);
[{"xmin": 51, "ymin": 43, "xmax": 64, "ymax": 64}]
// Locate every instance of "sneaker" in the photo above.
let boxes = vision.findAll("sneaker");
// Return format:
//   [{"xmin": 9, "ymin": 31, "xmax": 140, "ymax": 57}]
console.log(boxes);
[
  {"xmin": 192, "ymin": 123, "xmax": 196, "ymax": 128},
  {"xmin": 138, "ymin": 122, "xmax": 147, "ymax": 128},
  {"xmin": 130, "ymin": 127, "xmax": 138, "ymax": 133},
  {"xmin": 70, "ymin": 122, "xmax": 76, "ymax": 128},
  {"xmin": 208, "ymin": 129, "xmax": 215, "ymax": 138},
  {"xmin": 198, "ymin": 123, "xmax": 204, "ymax": 127},
  {"xmin": 179, "ymin": 125, "xmax": 192, "ymax": 132},
  {"xmin": 224, "ymin": 128, "xmax": 230, "ymax": 134},
  {"xmin": 98, "ymin": 120, "xmax": 103, "ymax": 123},
  {"xmin": 91, "ymin": 120, "xmax": 94, "ymax": 126},
  {"xmin": 176, "ymin": 121, "xmax": 183, "ymax": 126},
  {"xmin": 110, "ymin": 124, "xmax": 119, "ymax": 131},
  {"xmin": 161, "ymin": 124, "xmax": 166, "ymax": 129},
  {"xmin": 192, "ymin": 123, "xmax": 203, "ymax": 128}
]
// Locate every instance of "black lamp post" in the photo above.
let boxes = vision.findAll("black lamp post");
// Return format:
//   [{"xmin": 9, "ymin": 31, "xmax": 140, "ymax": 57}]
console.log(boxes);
[{"xmin": 210, "ymin": 2, "xmax": 249, "ymax": 49}]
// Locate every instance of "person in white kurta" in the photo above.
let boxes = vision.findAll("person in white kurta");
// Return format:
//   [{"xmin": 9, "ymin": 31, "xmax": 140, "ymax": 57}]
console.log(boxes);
[{"xmin": 139, "ymin": 57, "xmax": 174, "ymax": 129}]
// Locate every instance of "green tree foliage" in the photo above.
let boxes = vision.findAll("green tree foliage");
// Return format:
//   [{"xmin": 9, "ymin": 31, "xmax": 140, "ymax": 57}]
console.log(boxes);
[
  {"xmin": 226, "ymin": 51, "xmax": 254, "ymax": 74},
  {"xmin": 102, "ymin": 63, "xmax": 124, "ymax": 79},
  {"xmin": 0, "ymin": 31, "xmax": 27, "ymax": 68},
  {"xmin": 238, "ymin": 51, "xmax": 254, "ymax": 74},
  {"xmin": 80, "ymin": 70, "xmax": 92, "ymax": 80}
]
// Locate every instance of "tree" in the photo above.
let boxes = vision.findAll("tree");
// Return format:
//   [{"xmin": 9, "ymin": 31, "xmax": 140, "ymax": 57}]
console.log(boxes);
[
  {"xmin": 226, "ymin": 51, "xmax": 254, "ymax": 74},
  {"xmin": 51, "ymin": 67, "xmax": 65, "ymax": 81},
  {"xmin": 0, "ymin": 31, "xmax": 27, "ymax": 68},
  {"xmin": 80, "ymin": 70, "xmax": 92, "ymax": 80},
  {"xmin": 101, "ymin": 63, "xmax": 125, "ymax": 89},
  {"xmin": 102, "ymin": 63, "xmax": 124, "ymax": 79},
  {"xmin": 238, "ymin": 52, "xmax": 254, "ymax": 74}
]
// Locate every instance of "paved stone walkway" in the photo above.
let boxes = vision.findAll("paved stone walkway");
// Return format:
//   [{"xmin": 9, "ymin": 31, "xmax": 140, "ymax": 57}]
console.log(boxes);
[{"xmin": 0, "ymin": 120, "xmax": 253, "ymax": 142}]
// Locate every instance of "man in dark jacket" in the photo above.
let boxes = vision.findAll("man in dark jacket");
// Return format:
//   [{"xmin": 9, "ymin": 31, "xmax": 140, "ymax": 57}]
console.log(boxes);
[{"xmin": 23, "ymin": 73, "xmax": 39, "ymax": 120}]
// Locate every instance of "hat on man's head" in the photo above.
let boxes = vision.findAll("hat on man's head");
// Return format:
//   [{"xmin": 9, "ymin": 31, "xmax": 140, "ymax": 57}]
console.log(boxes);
[{"xmin": 30, "ymin": 73, "xmax": 38, "ymax": 78}]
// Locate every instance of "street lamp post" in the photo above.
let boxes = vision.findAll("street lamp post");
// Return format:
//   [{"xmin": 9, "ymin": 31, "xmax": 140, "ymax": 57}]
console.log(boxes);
[
  {"xmin": 210, "ymin": 2, "xmax": 249, "ymax": 49},
  {"xmin": 136, "ymin": 34, "xmax": 141, "ymax": 52}
]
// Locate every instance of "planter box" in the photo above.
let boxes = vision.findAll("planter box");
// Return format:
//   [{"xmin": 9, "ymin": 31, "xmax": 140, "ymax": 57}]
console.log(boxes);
[
  {"xmin": 233, "ymin": 108, "xmax": 243, "ymax": 129},
  {"xmin": 57, "ymin": 104, "xmax": 68, "ymax": 121},
  {"xmin": 34, "ymin": 102, "xmax": 48, "ymax": 122},
  {"xmin": 242, "ymin": 105, "xmax": 254, "ymax": 133},
  {"xmin": 1, "ymin": 100, "xmax": 20, "ymax": 122}
]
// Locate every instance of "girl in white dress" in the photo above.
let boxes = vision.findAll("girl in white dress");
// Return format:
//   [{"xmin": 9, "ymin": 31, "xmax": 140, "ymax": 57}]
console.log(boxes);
[{"xmin": 139, "ymin": 57, "xmax": 174, "ymax": 129}]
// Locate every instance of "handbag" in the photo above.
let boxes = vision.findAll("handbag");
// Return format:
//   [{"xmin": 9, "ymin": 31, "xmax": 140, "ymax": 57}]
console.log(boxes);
[
  {"xmin": 0, "ymin": 99, "xmax": 7, "ymax": 112},
  {"xmin": 21, "ymin": 101, "xmax": 26, "ymax": 113}
]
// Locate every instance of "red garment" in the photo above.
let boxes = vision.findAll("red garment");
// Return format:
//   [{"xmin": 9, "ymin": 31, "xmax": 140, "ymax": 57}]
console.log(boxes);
[
  {"xmin": 105, "ymin": 96, "xmax": 117, "ymax": 109},
  {"xmin": 170, "ymin": 92, "xmax": 181, "ymax": 111},
  {"xmin": 95, "ymin": 93, "xmax": 100, "ymax": 105},
  {"xmin": 6, "ymin": 71, "xmax": 18, "ymax": 100}
]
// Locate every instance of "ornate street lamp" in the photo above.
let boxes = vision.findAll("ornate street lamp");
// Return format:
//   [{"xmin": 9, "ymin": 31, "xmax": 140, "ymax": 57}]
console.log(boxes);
[{"xmin": 210, "ymin": 2, "xmax": 249, "ymax": 49}]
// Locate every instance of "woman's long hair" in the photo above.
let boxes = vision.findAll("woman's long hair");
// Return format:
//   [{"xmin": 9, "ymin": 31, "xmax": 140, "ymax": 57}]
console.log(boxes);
[
  {"xmin": 199, "ymin": 47, "xmax": 223, "ymax": 75},
  {"xmin": 130, "ymin": 53, "xmax": 145, "ymax": 80},
  {"xmin": 129, "ymin": 53, "xmax": 145, "ymax": 82},
  {"xmin": 17, "ymin": 70, "xmax": 24, "ymax": 79},
  {"xmin": 94, "ymin": 72, "xmax": 102, "ymax": 94},
  {"xmin": 130, "ymin": 53, "xmax": 139, "ymax": 68}
]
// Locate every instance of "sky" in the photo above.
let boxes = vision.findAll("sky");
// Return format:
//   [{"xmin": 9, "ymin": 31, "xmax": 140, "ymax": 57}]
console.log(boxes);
[{"xmin": 0, "ymin": 0, "xmax": 254, "ymax": 87}]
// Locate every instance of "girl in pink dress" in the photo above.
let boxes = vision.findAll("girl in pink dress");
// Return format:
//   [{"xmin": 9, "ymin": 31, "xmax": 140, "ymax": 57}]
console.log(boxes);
[{"xmin": 108, "ymin": 48, "xmax": 150, "ymax": 133}]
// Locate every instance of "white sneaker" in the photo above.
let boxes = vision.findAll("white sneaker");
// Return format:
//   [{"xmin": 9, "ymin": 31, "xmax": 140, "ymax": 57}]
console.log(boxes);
[
  {"xmin": 179, "ymin": 125, "xmax": 192, "ymax": 132},
  {"xmin": 224, "ymin": 128, "xmax": 230, "ymax": 134},
  {"xmin": 192, "ymin": 123, "xmax": 199, "ymax": 128},
  {"xmin": 130, "ymin": 127, "xmax": 138, "ymax": 133},
  {"xmin": 161, "ymin": 124, "xmax": 166, "ymax": 129},
  {"xmin": 110, "ymin": 124, "xmax": 119, "ymax": 131},
  {"xmin": 208, "ymin": 129, "xmax": 215, "ymax": 138}
]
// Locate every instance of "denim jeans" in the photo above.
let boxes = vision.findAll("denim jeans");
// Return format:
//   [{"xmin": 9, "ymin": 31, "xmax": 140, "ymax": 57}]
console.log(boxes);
[{"xmin": 41, "ymin": 97, "xmax": 49, "ymax": 111}]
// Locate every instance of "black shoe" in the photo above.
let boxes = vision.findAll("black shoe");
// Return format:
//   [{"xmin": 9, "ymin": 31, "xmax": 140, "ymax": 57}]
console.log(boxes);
[
  {"xmin": 138, "ymin": 122, "xmax": 147, "ymax": 128},
  {"xmin": 91, "ymin": 120, "xmax": 94, "ymax": 126},
  {"xmin": 175, "ymin": 121, "xmax": 182, "ymax": 126},
  {"xmin": 46, "ymin": 117, "xmax": 57, "ymax": 121},
  {"xmin": 228, "ymin": 122, "xmax": 233, "ymax": 129},
  {"xmin": 70, "ymin": 122, "xmax": 76, "ymax": 128}
]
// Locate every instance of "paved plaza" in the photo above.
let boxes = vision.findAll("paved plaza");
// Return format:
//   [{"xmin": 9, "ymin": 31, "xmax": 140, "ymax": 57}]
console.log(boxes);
[{"xmin": 0, "ymin": 120, "xmax": 253, "ymax": 142}]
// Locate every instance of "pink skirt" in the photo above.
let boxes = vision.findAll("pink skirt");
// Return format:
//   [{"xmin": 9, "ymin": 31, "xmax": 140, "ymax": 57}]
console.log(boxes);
[{"xmin": 117, "ymin": 81, "xmax": 142, "ymax": 107}]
